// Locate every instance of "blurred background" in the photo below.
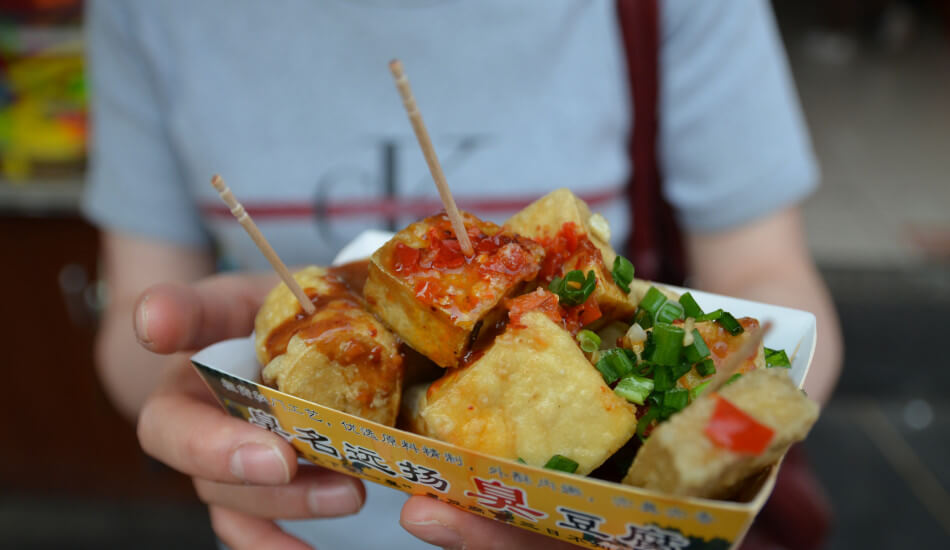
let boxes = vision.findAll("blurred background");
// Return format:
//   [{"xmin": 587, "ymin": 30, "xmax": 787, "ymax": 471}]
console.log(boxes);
[{"xmin": 1, "ymin": 0, "xmax": 947, "ymax": 548}]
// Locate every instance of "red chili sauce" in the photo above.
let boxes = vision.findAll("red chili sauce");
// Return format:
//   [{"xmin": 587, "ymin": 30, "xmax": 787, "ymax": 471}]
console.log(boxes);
[
  {"xmin": 386, "ymin": 213, "xmax": 543, "ymax": 319},
  {"xmin": 535, "ymin": 222, "xmax": 605, "ymax": 283},
  {"xmin": 506, "ymin": 288, "xmax": 602, "ymax": 335}
]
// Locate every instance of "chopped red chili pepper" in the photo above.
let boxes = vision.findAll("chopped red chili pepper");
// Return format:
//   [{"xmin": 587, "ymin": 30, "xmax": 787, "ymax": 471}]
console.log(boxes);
[{"xmin": 704, "ymin": 395, "xmax": 775, "ymax": 455}]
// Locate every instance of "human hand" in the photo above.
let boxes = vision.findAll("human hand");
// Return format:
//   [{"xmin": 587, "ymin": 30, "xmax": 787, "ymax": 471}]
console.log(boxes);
[
  {"xmin": 133, "ymin": 276, "xmax": 366, "ymax": 549},
  {"xmin": 400, "ymin": 497, "xmax": 579, "ymax": 550}
]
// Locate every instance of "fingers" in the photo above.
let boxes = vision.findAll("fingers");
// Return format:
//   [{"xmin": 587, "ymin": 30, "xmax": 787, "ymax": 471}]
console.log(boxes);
[
  {"xmin": 138, "ymin": 363, "xmax": 297, "ymax": 485},
  {"xmin": 209, "ymin": 506, "xmax": 313, "ymax": 550},
  {"xmin": 194, "ymin": 466, "xmax": 365, "ymax": 520},
  {"xmin": 134, "ymin": 272, "xmax": 276, "ymax": 353},
  {"xmin": 400, "ymin": 496, "xmax": 577, "ymax": 550}
]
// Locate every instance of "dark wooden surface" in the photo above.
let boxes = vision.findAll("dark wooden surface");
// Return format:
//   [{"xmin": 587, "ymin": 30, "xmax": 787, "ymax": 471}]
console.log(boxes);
[{"xmin": 0, "ymin": 215, "xmax": 197, "ymax": 500}]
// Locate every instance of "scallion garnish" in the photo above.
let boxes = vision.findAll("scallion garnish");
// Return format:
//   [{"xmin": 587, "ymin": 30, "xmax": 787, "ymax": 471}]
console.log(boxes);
[
  {"xmin": 611, "ymin": 256, "xmax": 635, "ymax": 294},
  {"xmin": 678, "ymin": 292, "xmax": 704, "ymax": 319},
  {"xmin": 724, "ymin": 372, "xmax": 743, "ymax": 386},
  {"xmin": 662, "ymin": 388, "xmax": 689, "ymax": 412},
  {"xmin": 638, "ymin": 287, "xmax": 666, "ymax": 317},
  {"xmin": 765, "ymin": 347, "xmax": 791, "ymax": 368},
  {"xmin": 717, "ymin": 311, "xmax": 744, "ymax": 335},
  {"xmin": 636, "ymin": 407, "xmax": 660, "ymax": 439},
  {"xmin": 648, "ymin": 323, "xmax": 685, "ymax": 366},
  {"xmin": 652, "ymin": 364, "xmax": 675, "ymax": 392},
  {"xmin": 695, "ymin": 358, "xmax": 717, "ymax": 377},
  {"xmin": 576, "ymin": 329, "xmax": 601, "ymax": 353},
  {"xmin": 689, "ymin": 380, "xmax": 711, "ymax": 401},
  {"xmin": 697, "ymin": 308, "xmax": 744, "ymax": 335},
  {"xmin": 683, "ymin": 329, "xmax": 710, "ymax": 364},
  {"xmin": 544, "ymin": 454, "xmax": 579, "ymax": 473},
  {"xmin": 595, "ymin": 348, "xmax": 636, "ymax": 384},
  {"xmin": 614, "ymin": 375, "xmax": 654, "ymax": 405},
  {"xmin": 516, "ymin": 457, "xmax": 526, "ymax": 464},
  {"xmin": 671, "ymin": 361, "xmax": 693, "ymax": 380},
  {"xmin": 549, "ymin": 270, "xmax": 597, "ymax": 307},
  {"xmin": 634, "ymin": 308, "xmax": 654, "ymax": 330},
  {"xmin": 656, "ymin": 300, "xmax": 685, "ymax": 324}
]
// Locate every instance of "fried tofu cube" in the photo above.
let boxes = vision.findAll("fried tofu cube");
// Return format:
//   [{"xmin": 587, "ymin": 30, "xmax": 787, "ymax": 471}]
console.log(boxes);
[
  {"xmin": 255, "ymin": 266, "xmax": 357, "ymax": 366},
  {"xmin": 417, "ymin": 310, "xmax": 639, "ymax": 475},
  {"xmin": 506, "ymin": 189, "xmax": 635, "ymax": 322},
  {"xmin": 364, "ymin": 212, "xmax": 543, "ymax": 368},
  {"xmin": 261, "ymin": 299, "xmax": 404, "ymax": 426},
  {"xmin": 623, "ymin": 368, "xmax": 819, "ymax": 498}
]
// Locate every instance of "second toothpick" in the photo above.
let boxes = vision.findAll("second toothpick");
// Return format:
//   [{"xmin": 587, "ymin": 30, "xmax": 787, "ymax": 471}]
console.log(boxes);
[{"xmin": 389, "ymin": 59, "xmax": 474, "ymax": 257}]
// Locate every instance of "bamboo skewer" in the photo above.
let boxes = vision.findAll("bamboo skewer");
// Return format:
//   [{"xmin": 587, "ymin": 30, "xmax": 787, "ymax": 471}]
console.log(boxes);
[
  {"xmin": 389, "ymin": 59, "xmax": 474, "ymax": 257},
  {"xmin": 706, "ymin": 321, "xmax": 773, "ymax": 394},
  {"xmin": 210, "ymin": 175, "xmax": 315, "ymax": 316}
]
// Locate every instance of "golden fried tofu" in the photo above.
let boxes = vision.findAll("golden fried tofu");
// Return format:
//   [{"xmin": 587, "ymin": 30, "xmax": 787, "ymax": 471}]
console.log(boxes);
[
  {"xmin": 364, "ymin": 212, "xmax": 543, "ymax": 368},
  {"xmin": 623, "ymin": 368, "xmax": 819, "ymax": 498},
  {"xmin": 506, "ymin": 189, "xmax": 635, "ymax": 322},
  {"xmin": 261, "ymin": 299, "xmax": 404, "ymax": 426},
  {"xmin": 254, "ymin": 265, "xmax": 368, "ymax": 366},
  {"xmin": 676, "ymin": 318, "xmax": 765, "ymax": 393},
  {"xmin": 417, "ymin": 310, "xmax": 639, "ymax": 475}
]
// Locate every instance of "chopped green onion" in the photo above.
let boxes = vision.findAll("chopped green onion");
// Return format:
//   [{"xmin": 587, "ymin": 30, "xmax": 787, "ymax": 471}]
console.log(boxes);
[
  {"xmin": 689, "ymin": 380, "xmax": 711, "ymax": 401},
  {"xmin": 671, "ymin": 361, "xmax": 693, "ymax": 380},
  {"xmin": 662, "ymin": 388, "xmax": 689, "ymax": 412},
  {"xmin": 636, "ymin": 407, "xmax": 660, "ymax": 439},
  {"xmin": 652, "ymin": 364, "xmax": 675, "ymax": 392},
  {"xmin": 544, "ymin": 454, "xmax": 579, "ymax": 473},
  {"xmin": 611, "ymin": 256, "xmax": 635, "ymax": 294},
  {"xmin": 549, "ymin": 270, "xmax": 597, "ymax": 307},
  {"xmin": 614, "ymin": 375, "xmax": 654, "ymax": 405},
  {"xmin": 678, "ymin": 292, "xmax": 704, "ymax": 319},
  {"xmin": 724, "ymin": 372, "xmax": 743, "ymax": 386},
  {"xmin": 634, "ymin": 308, "xmax": 654, "ymax": 330},
  {"xmin": 697, "ymin": 308, "xmax": 744, "ymax": 335},
  {"xmin": 765, "ymin": 347, "xmax": 791, "ymax": 368},
  {"xmin": 717, "ymin": 311, "xmax": 744, "ymax": 335},
  {"xmin": 656, "ymin": 301, "xmax": 685, "ymax": 324},
  {"xmin": 576, "ymin": 330, "xmax": 601, "ymax": 353},
  {"xmin": 516, "ymin": 457, "xmax": 526, "ymax": 464},
  {"xmin": 639, "ymin": 287, "xmax": 667, "ymax": 317},
  {"xmin": 695, "ymin": 358, "xmax": 717, "ymax": 377},
  {"xmin": 648, "ymin": 323, "xmax": 685, "ymax": 366},
  {"xmin": 684, "ymin": 329, "xmax": 710, "ymax": 363},
  {"xmin": 697, "ymin": 309, "xmax": 723, "ymax": 322},
  {"xmin": 595, "ymin": 348, "xmax": 636, "ymax": 384}
]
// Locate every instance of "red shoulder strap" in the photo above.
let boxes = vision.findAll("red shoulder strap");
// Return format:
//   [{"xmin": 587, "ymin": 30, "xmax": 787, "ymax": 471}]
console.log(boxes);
[{"xmin": 617, "ymin": 0, "xmax": 686, "ymax": 285}]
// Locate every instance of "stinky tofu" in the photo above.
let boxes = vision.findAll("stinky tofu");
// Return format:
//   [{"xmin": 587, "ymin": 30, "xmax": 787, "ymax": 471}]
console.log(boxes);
[
  {"xmin": 506, "ymin": 189, "xmax": 635, "ymax": 322},
  {"xmin": 364, "ymin": 211, "xmax": 543, "ymax": 368},
  {"xmin": 623, "ymin": 368, "xmax": 819, "ymax": 498},
  {"xmin": 418, "ymin": 310, "xmax": 639, "ymax": 475}
]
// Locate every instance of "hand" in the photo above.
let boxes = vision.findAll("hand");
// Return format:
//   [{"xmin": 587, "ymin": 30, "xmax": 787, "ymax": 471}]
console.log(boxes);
[
  {"xmin": 133, "ymin": 276, "xmax": 366, "ymax": 549},
  {"xmin": 400, "ymin": 498, "xmax": 578, "ymax": 550}
]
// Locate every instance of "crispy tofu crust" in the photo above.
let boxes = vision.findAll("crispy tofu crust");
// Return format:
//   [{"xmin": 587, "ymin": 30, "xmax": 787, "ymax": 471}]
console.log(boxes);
[
  {"xmin": 364, "ymin": 212, "xmax": 543, "ymax": 367},
  {"xmin": 506, "ymin": 189, "xmax": 635, "ymax": 322},
  {"xmin": 261, "ymin": 299, "xmax": 404, "ymax": 426},
  {"xmin": 623, "ymin": 369, "xmax": 819, "ymax": 498},
  {"xmin": 417, "ymin": 311, "xmax": 638, "ymax": 475}
]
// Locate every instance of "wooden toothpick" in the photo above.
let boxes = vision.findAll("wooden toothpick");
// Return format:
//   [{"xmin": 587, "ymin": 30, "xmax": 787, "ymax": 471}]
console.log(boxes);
[
  {"xmin": 210, "ymin": 175, "xmax": 315, "ymax": 315},
  {"xmin": 707, "ymin": 321, "xmax": 773, "ymax": 394},
  {"xmin": 389, "ymin": 59, "xmax": 474, "ymax": 257}
]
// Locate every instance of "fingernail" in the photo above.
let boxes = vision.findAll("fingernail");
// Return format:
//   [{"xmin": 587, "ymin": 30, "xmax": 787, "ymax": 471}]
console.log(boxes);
[
  {"xmin": 229, "ymin": 442, "xmax": 290, "ymax": 484},
  {"xmin": 307, "ymin": 482, "xmax": 363, "ymax": 517},
  {"xmin": 134, "ymin": 294, "xmax": 152, "ymax": 345},
  {"xmin": 403, "ymin": 519, "xmax": 463, "ymax": 549}
]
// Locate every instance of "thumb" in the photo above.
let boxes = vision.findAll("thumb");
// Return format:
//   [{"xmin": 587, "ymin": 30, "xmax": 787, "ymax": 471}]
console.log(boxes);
[
  {"xmin": 134, "ymin": 272, "xmax": 277, "ymax": 353},
  {"xmin": 400, "ymin": 496, "xmax": 577, "ymax": 550}
]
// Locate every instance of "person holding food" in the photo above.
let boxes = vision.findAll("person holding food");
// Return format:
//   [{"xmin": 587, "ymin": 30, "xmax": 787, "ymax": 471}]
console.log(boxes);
[{"xmin": 84, "ymin": 1, "xmax": 842, "ymax": 549}]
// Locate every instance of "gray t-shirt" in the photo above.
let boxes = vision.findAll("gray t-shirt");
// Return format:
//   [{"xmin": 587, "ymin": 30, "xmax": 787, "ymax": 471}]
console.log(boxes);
[{"xmin": 83, "ymin": 1, "xmax": 817, "ymax": 548}]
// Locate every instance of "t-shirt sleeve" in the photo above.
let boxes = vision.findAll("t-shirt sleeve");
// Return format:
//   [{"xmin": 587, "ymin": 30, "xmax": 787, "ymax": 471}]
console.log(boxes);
[
  {"xmin": 658, "ymin": 0, "xmax": 818, "ymax": 232},
  {"xmin": 81, "ymin": 0, "xmax": 210, "ymax": 247}
]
